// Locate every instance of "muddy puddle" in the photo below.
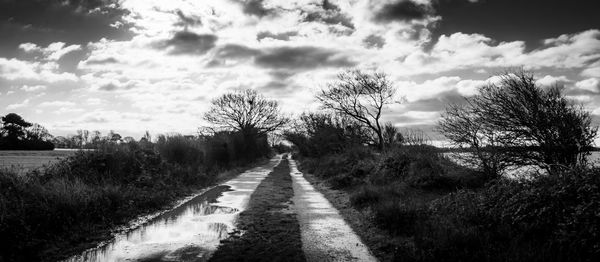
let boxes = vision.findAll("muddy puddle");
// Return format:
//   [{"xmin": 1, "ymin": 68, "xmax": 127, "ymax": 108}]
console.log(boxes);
[{"xmin": 64, "ymin": 156, "xmax": 281, "ymax": 262}]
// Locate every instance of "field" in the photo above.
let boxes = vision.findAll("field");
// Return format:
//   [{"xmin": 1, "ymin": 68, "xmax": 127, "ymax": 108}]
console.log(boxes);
[{"xmin": 0, "ymin": 150, "xmax": 77, "ymax": 172}]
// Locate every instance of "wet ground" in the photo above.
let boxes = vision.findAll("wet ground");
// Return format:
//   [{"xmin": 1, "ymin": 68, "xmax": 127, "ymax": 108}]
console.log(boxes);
[
  {"xmin": 64, "ymin": 156, "xmax": 281, "ymax": 262},
  {"xmin": 66, "ymin": 155, "xmax": 376, "ymax": 262}
]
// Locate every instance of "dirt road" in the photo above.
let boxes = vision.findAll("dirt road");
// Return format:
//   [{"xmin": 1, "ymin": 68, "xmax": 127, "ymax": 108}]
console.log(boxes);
[{"xmin": 65, "ymin": 155, "xmax": 376, "ymax": 261}]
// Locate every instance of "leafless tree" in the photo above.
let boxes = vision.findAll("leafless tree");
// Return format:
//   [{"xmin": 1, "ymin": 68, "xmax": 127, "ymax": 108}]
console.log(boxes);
[
  {"xmin": 317, "ymin": 69, "xmax": 400, "ymax": 150},
  {"xmin": 204, "ymin": 89, "xmax": 289, "ymax": 136},
  {"xmin": 439, "ymin": 70, "xmax": 597, "ymax": 177},
  {"xmin": 402, "ymin": 128, "xmax": 430, "ymax": 146}
]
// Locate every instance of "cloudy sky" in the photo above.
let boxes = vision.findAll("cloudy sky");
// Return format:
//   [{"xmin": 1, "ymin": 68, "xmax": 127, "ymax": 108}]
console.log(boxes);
[{"xmin": 1, "ymin": 0, "xmax": 599, "ymax": 139}]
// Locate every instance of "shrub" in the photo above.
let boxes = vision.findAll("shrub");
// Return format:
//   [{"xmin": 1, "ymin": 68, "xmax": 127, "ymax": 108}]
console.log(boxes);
[{"xmin": 374, "ymin": 200, "xmax": 428, "ymax": 236}]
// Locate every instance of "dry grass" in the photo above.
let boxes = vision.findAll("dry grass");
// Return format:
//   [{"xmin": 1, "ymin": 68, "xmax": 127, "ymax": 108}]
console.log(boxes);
[{"xmin": 0, "ymin": 150, "xmax": 77, "ymax": 173}]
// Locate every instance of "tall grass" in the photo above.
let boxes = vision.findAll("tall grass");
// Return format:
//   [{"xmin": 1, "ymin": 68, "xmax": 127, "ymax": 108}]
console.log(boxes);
[{"xmin": 0, "ymin": 134, "xmax": 270, "ymax": 261}]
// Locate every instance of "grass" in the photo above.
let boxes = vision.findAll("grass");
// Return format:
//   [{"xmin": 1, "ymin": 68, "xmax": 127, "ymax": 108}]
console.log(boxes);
[
  {"xmin": 0, "ymin": 137, "xmax": 270, "ymax": 262},
  {"xmin": 296, "ymin": 145, "xmax": 600, "ymax": 261},
  {"xmin": 0, "ymin": 150, "xmax": 76, "ymax": 173}
]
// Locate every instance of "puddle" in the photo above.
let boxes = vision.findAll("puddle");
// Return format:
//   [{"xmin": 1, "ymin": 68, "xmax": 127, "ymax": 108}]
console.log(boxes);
[
  {"xmin": 289, "ymin": 159, "xmax": 378, "ymax": 262},
  {"xmin": 64, "ymin": 156, "xmax": 281, "ymax": 262}
]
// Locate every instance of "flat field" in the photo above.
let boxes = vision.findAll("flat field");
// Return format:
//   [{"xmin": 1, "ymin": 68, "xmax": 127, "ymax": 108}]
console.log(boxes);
[{"xmin": 0, "ymin": 150, "xmax": 77, "ymax": 172}]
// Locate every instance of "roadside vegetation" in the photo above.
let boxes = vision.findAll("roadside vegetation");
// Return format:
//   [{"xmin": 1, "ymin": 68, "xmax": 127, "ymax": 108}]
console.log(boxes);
[
  {"xmin": 287, "ymin": 69, "xmax": 600, "ymax": 261},
  {"xmin": 0, "ymin": 90, "xmax": 288, "ymax": 261}
]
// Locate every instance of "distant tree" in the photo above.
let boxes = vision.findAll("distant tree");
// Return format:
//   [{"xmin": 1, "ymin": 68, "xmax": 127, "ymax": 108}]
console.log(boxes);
[
  {"xmin": 1, "ymin": 113, "xmax": 32, "ymax": 143},
  {"xmin": 91, "ymin": 130, "xmax": 102, "ymax": 145},
  {"xmin": 204, "ymin": 89, "xmax": 289, "ymax": 136},
  {"xmin": 123, "ymin": 136, "xmax": 135, "ymax": 143},
  {"xmin": 317, "ymin": 69, "xmax": 400, "ymax": 150},
  {"xmin": 141, "ymin": 130, "xmax": 152, "ymax": 142},
  {"xmin": 108, "ymin": 130, "xmax": 122, "ymax": 143},
  {"xmin": 284, "ymin": 112, "xmax": 369, "ymax": 157},
  {"xmin": 439, "ymin": 70, "xmax": 598, "ymax": 176},
  {"xmin": 26, "ymin": 123, "xmax": 53, "ymax": 141}
]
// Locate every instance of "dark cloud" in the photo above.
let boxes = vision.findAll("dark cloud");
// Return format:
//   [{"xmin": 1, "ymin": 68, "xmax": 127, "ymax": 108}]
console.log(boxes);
[
  {"xmin": 175, "ymin": 10, "xmax": 202, "ymax": 28},
  {"xmin": 239, "ymin": 0, "xmax": 274, "ymax": 17},
  {"xmin": 363, "ymin": 34, "xmax": 386, "ymax": 49},
  {"xmin": 269, "ymin": 70, "xmax": 295, "ymax": 80},
  {"xmin": 158, "ymin": 31, "xmax": 218, "ymax": 55},
  {"xmin": 405, "ymin": 90, "xmax": 467, "ymax": 112},
  {"xmin": 257, "ymin": 31, "xmax": 299, "ymax": 41},
  {"xmin": 85, "ymin": 57, "xmax": 119, "ymax": 65},
  {"xmin": 255, "ymin": 46, "xmax": 355, "ymax": 69},
  {"xmin": 373, "ymin": 0, "xmax": 432, "ymax": 23},
  {"xmin": 429, "ymin": 0, "xmax": 600, "ymax": 50},
  {"xmin": 215, "ymin": 44, "xmax": 260, "ymax": 59},
  {"xmin": 302, "ymin": 1, "xmax": 354, "ymax": 29},
  {"xmin": 0, "ymin": 0, "xmax": 132, "ymax": 57},
  {"xmin": 262, "ymin": 81, "xmax": 288, "ymax": 90}
]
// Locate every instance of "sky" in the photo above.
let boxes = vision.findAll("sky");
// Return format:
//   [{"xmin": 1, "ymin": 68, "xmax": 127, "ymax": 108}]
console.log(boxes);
[{"xmin": 1, "ymin": 0, "xmax": 599, "ymax": 140}]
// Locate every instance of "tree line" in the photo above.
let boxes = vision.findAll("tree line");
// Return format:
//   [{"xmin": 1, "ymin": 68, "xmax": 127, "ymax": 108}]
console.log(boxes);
[
  {"xmin": 282, "ymin": 69, "xmax": 597, "ymax": 177},
  {"xmin": 0, "ymin": 113, "xmax": 54, "ymax": 150}
]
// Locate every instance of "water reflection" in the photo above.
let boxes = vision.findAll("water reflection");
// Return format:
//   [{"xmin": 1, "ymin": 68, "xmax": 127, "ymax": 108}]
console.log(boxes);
[{"xmin": 65, "ymin": 157, "xmax": 281, "ymax": 262}]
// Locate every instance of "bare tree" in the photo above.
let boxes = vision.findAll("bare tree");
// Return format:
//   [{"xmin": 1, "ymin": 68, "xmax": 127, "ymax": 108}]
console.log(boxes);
[
  {"xmin": 317, "ymin": 69, "xmax": 400, "ymax": 150},
  {"xmin": 439, "ymin": 70, "xmax": 597, "ymax": 176},
  {"xmin": 402, "ymin": 128, "xmax": 430, "ymax": 146},
  {"xmin": 204, "ymin": 89, "xmax": 289, "ymax": 136}
]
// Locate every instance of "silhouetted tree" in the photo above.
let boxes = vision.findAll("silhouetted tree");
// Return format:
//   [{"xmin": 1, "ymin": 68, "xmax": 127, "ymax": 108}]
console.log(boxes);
[
  {"xmin": 439, "ymin": 70, "xmax": 597, "ymax": 176},
  {"xmin": 204, "ymin": 89, "xmax": 289, "ymax": 136},
  {"xmin": 1, "ymin": 113, "xmax": 54, "ymax": 150},
  {"xmin": 1, "ymin": 113, "xmax": 31, "ymax": 143},
  {"xmin": 317, "ymin": 69, "xmax": 400, "ymax": 150}
]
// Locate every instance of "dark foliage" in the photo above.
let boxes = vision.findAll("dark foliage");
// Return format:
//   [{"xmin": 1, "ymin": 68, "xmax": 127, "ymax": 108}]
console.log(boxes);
[
  {"xmin": 0, "ymin": 132, "xmax": 271, "ymax": 261},
  {"xmin": 0, "ymin": 113, "xmax": 55, "ymax": 150}
]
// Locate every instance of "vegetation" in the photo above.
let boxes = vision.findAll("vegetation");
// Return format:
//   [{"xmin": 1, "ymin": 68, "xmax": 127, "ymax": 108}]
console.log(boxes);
[
  {"xmin": 288, "ymin": 69, "xmax": 600, "ymax": 261},
  {"xmin": 0, "ymin": 88, "xmax": 286, "ymax": 261},
  {"xmin": 439, "ymin": 70, "xmax": 597, "ymax": 177},
  {"xmin": 0, "ymin": 113, "xmax": 54, "ymax": 150},
  {"xmin": 316, "ymin": 69, "xmax": 400, "ymax": 150}
]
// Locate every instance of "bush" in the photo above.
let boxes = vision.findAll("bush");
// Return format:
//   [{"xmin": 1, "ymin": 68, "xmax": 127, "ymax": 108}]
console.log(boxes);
[
  {"xmin": 374, "ymin": 200, "xmax": 428, "ymax": 236},
  {"xmin": 411, "ymin": 167, "xmax": 600, "ymax": 261}
]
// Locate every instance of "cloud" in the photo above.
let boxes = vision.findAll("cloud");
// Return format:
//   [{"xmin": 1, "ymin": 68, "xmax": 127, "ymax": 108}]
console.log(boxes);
[
  {"xmin": 0, "ymin": 0, "xmax": 131, "ymax": 51},
  {"xmin": 363, "ymin": 34, "xmax": 386, "ymax": 49},
  {"xmin": 257, "ymin": 31, "xmax": 299, "ymax": 41},
  {"xmin": 157, "ymin": 31, "xmax": 218, "ymax": 55},
  {"xmin": 0, "ymin": 57, "xmax": 78, "ymax": 82},
  {"xmin": 372, "ymin": 0, "xmax": 432, "ymax": 23},
  {"xmin": 395, "ymin": 29, "xmax": 600, "ymax": 76},
  {"xmin": 6, "ymin": 99, "xmax": 30, "ymax": 110},
  {"xmin": 536, "ymin": 75, "xmax": 570, "ymax": 87},
  {"xmin": 582, "ymin": 61, "xmax": 600, "ymax": 78},
  {"xmin": 302, "ymin": 0, "xmax": 354, "ymax": 29},
  {"xmin": 19, "ymin": 42, "xmax": 82, "ymax": 61},
  {"xmin": 255, "ymin": 46, "xmax": 355, "ymax": 70},
  {"xmin": 40, "ymin": 101, "xmax": 76, "ymax": 107},
  {"xmin": 239, "ymin": 0, "xmax": 274, "ymax": 17},
  {"xmin": 575, "ymin": 78, "xmax": 599, "ymax": 93},
  {"xmin": 20, "ymin": 85, "xmax": 47, "ymax": 92},
  {"xmin": 215, "ymin": 44, "xmax": 261, "ymax": 59}
]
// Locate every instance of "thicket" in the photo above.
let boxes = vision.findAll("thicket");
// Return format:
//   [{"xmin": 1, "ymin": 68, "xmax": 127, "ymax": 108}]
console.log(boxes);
[{"xmin": 0, "ymin": 131, "xmax": 270, "ymax": 262}]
